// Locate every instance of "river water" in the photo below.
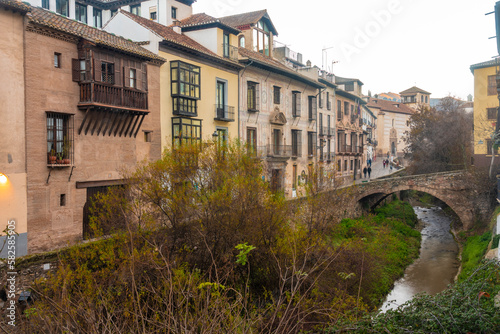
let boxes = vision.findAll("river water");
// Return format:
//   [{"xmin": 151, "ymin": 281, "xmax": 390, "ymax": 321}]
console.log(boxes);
[{"xmin": 380, "ymin": 206, "xmax": 460, "ymax": 312}]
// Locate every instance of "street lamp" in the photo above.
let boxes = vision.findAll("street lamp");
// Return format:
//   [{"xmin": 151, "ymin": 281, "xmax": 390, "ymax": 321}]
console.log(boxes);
[{"xmin": 0, "ymin": 173, "xmax": 7, "ymax": 185}]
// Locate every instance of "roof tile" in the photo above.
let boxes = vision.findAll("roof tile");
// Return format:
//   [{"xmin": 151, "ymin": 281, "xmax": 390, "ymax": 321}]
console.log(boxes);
[{"xmin": 366, "ymin": 98, "xmax": 414, "ymax": 115}]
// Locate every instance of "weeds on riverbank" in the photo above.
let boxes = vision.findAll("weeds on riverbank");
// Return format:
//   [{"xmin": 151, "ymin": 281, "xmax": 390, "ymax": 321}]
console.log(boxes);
[
  {"xmin": 14, "ymin": 141, "xmax": 421, "ymax": 333},
  {"xmin": 328, "ymin": 260, "xmax": 500, "ymax": 333}
]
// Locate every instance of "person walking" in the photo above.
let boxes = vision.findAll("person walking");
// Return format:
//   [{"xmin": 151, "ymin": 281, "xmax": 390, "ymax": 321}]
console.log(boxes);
[
  {"xmin": 367, "ymin": 166, "xmax": 372, "ymax": 179},
  {"xmin": 383, "ymin": 160, "xmax": 386, "ymax": 168},
  {"xmin": 363, "ymin": 166, "xmax": 367, "ymax": 179}
]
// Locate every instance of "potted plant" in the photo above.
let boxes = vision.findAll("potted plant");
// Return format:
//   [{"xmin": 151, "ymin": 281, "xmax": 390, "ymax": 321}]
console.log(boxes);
[
  {"xmin": 62, "ymin": 138, "xmax": 71, "ymax": 165},
  {"xmin": 56, "ymin": 152, "xmax": 64, "ymax": 164},
  {"xmin": 48, "ymin": 149, "xmax": 57, "ymax": 164}
]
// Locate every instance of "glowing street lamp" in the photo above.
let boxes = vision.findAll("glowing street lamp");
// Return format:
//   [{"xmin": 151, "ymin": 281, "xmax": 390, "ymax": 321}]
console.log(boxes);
[{"xmin": 0, "ymin": 173, "xmax": 7, "ymax": 184}]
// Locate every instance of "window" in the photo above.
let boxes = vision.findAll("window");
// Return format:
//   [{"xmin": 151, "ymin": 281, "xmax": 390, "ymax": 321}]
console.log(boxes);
[
  {"xmin": 345, "ymin": 82, "xmax": 354, "ymax": 91},
  {"xmin": 247, "ymin": 127, "xmax": 257, "ymax": 154},
  {"xmin": 42, "ymin": 0, "xmax": 49, "ymax": 9},
  {"xmin": 247, "ymin": 82, "xmax": 259, "ymax": 111},
  {"xmin": 101, "ymin": 62, "xmax": 114, "ymax": 84},
  {"xmin": 47, "ymin": 112, "xmax": 73, "ymax": 165},
  {"xmin": 487, "ymin": 107, "xmax": 498, "ymax": 120},
  {"xmin": 344, "ymin": 159, "xmax": 347, "ymax": 171},
  {"xmin": 327, "ymin": 92, "xmax": 331, "ymax": 110},
  {"xmin": 272, "ymin": 129, "xmax": 281, "ymax": 155},
  {"xmin": 350, "ymin": 160, "xmax": 353, "ymax": 170},
  {"xmin": 293, "ymin": 165, "xmax": 297, "ymax": 190},
  {"xmin": 75, "ymin": 2, "xmax": 87, "ymax": 23},
  {"xmin": 54, "ymin": 53, "xmax": 61, "ymax": 68},
  {"xmin": 488, "ymin": 75, "xmax": 496, "ymax": 95},
  {"xmin": 337, "ymin": 100, "xmax": 342, "ymax": 120},
  {"xmin": 217, "ymin": 127, "xmax": 228, "ymax": 152},
  {"xmin": 239, "ymin": 36, "xmax": 245, "ymax": 48},
  {"xmin": 421, "ymin": 95, "xmax": 424, "ymax": 103},
  {"xmin": 172, "ymin": 117, "xmax": 202, "ymax": 148},
  {"xmin": 273, "ymin": 86, "xmax": 281, "ymax": 104},
  {"xmin": 171, "ymin": 6, "xmax": 177, "ymax": 19},
  {"xmin": 319, "ymin": 113, "xmax": 323, "ymax": 134},
  {"xmin": 292, "ymin": 130, "xmax": 302, "ymax": 157},
  {"xmin": 60, "ymin": 194, "xmax": 66, "ymax": 207},
  {"xmin": 318, "ymin": 91, "xmax": 323, "ymax": 109},
  {"xmin": 337, "ymin": 160, "xmax": 341, "ymax": 171},
  {"xmin": 143, "ymin": 130, "xmax": 152, "ymax": 142},
  {"xmin": 252, "ymin": 20, "xmax": 270, "ymax": 56},
  {"xmin": 129, "ymin": 68, "xmax": 137, "ymax": 88},
  {"xmin": 308, "ymin": 96, "xmax": 317, "ymax": 121},
  {"xmin": 72, "ymin": 59, "xmax": 88, "ymax": 82},
  {"xmin": 327, "ymin": 115, "xmax": 331, "ymax": 135},
  {"xmin": 425, "ymin": 96, "xmax": 428, "ymax": 103},
  {"xmin": 56, "ymin": 0, "xmax": 69, "ymax": 16},
  {"xmin": 307, "ymin": 132, "xmax": 316, "ymax": 157},
  {"xmin": 223, "ymin": 33, "xmax": 230, "ymax": 58},
  {"xmin": 216, "ymin": 80, "xmax": 227, "ymax": 119},
  {"xmin": 150, "ymin": 11, "xmax": 157, "ymax": 20},
  {"xmin": 344, "ymin": 101, "xmax": 349, "ymax": 115},
  {"xmin": 93, "ymin": 8, "xmax": 102, "ymax": 28},
  {"xmin": 171, "ymin": 61, "xmax": 201, "ymax": 116},
  {"xmin": 130, "ymin": 4, "xmax": 141, "ymax": 16},
  {"xmin": 292, "ymin": 91, "xmax": 301, "ymax": 117}
]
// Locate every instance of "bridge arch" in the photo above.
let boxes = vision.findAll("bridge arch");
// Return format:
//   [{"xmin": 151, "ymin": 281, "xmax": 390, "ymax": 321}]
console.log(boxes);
[{"xmin": 349, "ymin": 172, "xmax": 487, "ymax": 230}]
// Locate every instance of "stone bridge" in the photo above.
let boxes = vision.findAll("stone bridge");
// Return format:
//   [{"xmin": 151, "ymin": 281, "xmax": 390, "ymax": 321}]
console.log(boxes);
[{"xmin": 346, "ymin": 171, "xmax": 492, "ymax": 230}]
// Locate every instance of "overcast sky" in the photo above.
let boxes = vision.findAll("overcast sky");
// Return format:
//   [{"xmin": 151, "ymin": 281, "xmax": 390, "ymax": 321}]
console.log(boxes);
[{"xmin": 193, "ymin": 0, "xmax": 498, "ymax": 100}]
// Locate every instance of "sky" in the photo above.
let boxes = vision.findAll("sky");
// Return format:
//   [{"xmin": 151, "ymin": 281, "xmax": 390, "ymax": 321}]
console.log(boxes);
[{"xmin": 192, "ymin": 0, "xmax": 498, "ymax": 100}]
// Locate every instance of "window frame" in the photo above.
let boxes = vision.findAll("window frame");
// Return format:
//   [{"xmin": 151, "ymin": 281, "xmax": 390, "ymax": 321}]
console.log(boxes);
[
  {"xmin": 75, "ymin": 2, "xmax": 87, "ymax": 24},
  {"xmin": 273, "ymin": 86, "xmax": 281, "ymax": 105},
  {"xmin": 307, "ymin": 131, "xmax": 317, "ymax": 157},
  {"xmin": 171, "ymin": 60, "xmax": 201, "ymax": 116},
  {"xmin": 130, "ymin": 4, "xmax": 141, "ymax": 16},
  {"xmin": 46, "ymin": 112, "xmax": 74, "ymax": 166},
  {"xmin": 487, "ymin": 107, "xmax": 498, "ymax": 120},
  {"xmin": 292, "ymin": 91, "xmax": 301, "ymax": 117},
  {"xmin": 56, "ymin": 0, "xmax": 69, "ymax": 16},
  {"xmin": 101, "ymin": 61, "xmax": 115, "ymax": 84},
  {"xmin": 93, "ymin": 8, "xmax": 102, "ymax": 28},
  {"xmin": 247, "ymin": 81, "xmax": 259, "ymax": 112},
  {"xmin": 308, "ymin": 96, "xmax": 317, "ymax": 121},
  {"xmin": 171, "ymin": 6, "xmax": 177, "ymax": 19},
  {"xmin": 292, "ymin": 129, "xmax": 302, "ymax": 157},
  {"xmin": 223, "ymin": 32, "xmax": 230, "ymax": 58},
  {"xmin": 172, "ymin": 117, "xmax": 202, "ymax": 149},
  {"xmin": 54, "ymin": 52, "xmax": 61, "ymax": 68}
]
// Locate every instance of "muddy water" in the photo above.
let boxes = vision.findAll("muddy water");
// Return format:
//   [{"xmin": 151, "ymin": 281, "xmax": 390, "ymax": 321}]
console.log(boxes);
[{"xmin": 380, "ymin": 206, "xmax": 460, "ymax": 312}]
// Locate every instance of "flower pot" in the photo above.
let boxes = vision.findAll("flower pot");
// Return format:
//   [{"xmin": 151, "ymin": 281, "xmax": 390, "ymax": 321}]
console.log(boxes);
[
  {"xmin": 49, "ymin": 156, "xmax": 57, "ymax": 164},
  {"xmin": 63, "ymin": 158, "xmax": 71, "ymax": 164}
]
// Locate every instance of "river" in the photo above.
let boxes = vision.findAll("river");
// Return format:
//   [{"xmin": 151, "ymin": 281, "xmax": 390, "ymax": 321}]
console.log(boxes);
[{"xmin": 380, "ymin": 206, "xmax": 460, "ymax": 312}]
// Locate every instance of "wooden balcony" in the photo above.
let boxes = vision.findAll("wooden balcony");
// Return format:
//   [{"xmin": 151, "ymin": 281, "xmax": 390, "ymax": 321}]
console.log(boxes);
[{"xmin": 79, "ymin": 82, "xmax": 148, "ymax": 111}]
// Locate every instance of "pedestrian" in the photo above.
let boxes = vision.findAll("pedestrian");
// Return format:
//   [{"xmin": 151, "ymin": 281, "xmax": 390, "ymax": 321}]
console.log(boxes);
[
  {"xmin": 367, "ymin": 166, "xmax": 372, "ymax": 179},
  {"xmin": 383, "ymin": 160, "xmax": 386, "ymax": 168},
  {"xmin": 363, "ymin": 166, "xmax": 367, "ymax": 179},
  {"xmin": 390, "ymin": 162, "xmax": 393, "ymax": 171},
  {"xmin": 368, "ymin": 158, "xmax": 372, "ymax": 167}
]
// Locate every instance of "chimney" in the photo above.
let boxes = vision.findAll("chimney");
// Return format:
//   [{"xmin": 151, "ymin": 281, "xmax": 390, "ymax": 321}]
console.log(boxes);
[
  {"xmin": 172, "ymin": 20, "xmax": 182, "ymax": 34},
  {"xmin": 306, "ymin": 60, "xmax": 311, "ymax": 67}
]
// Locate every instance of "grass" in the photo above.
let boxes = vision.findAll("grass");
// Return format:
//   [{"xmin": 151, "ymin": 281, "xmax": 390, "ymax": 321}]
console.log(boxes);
[{"xmin": 458, "ymin": 231, "xmax": 492, "ymax": 281}]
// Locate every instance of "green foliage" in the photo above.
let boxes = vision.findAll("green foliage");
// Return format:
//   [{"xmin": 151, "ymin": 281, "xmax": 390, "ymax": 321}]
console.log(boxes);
[
  {"xmin": 329, "ymin": 260, "xmax": 500, "ymax": 333},
  {"xmin": 17, "ymin": 140, "xmax": 424, "ymax": 333},
  {"xmin": 374, "ymin": 199, "xmax": 418, "ymax": 228},
  {"xmin": 459, "ymin": 231, "xmax": 492, "ymax": 281},
  {"xmin": 235, "ymin": 243, "xmax": 256, "ymax": 266}
]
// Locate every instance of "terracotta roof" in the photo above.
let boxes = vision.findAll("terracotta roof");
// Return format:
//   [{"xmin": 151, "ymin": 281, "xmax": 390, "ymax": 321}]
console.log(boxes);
[
  {"xmin": 174, "ymin": 13, "xmax": 240, "ymax": 34},
  {"xmin": 366, "ymin": 98, "xmax": 414, "ymax": 115},
  {"xmin": 25, "ymin": 5, "xmax": 164, "ymax": 62},
  {"xmin": 219, "ymin": 9, "xmax": 278, "ymax": 35},
  {"xmin": 470, "ymin": 59, "xmax": 498, "ymax": 73},
  {"xmin": 120, "ymin": 10, "xmax": 241, "ymax": 68},
  {"xmin": 238, "ymin": 47, "xmax": 323, "ymax": 88},
  {"xmin": 399, "ymin": 86, "xmax": 431, "ymax": 95},
  {"xmin": 0, "ymin": 0, "xmax": 30, "ymax": 13}
]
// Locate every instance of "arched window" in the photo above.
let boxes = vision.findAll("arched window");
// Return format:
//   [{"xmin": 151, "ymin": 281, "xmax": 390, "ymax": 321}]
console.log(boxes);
[{"xmin": 239, "ymin": 36, "xmax": 245, "ymax": 48}]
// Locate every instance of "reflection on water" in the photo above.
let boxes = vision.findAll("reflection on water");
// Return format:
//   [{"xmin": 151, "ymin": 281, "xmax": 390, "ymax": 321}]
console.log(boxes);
[{"xmin": 380, "ymin": 206, "xmax": 459, "ymax": 312}]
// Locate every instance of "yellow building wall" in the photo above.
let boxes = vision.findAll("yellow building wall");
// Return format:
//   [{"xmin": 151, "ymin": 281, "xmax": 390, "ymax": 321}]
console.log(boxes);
[
  {"xmin": 159, "ymin": 51, "xmax": 239, "ymax": 151},
  {"xmin": 473, "ymin": 65, "xmax": 498, "ymax": 156}
]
